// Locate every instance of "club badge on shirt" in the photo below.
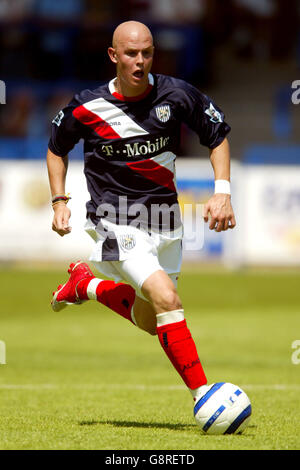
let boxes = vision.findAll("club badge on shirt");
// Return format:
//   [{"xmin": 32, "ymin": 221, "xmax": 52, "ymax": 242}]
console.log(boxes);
[{"xmin": 155, "ymin": 105, "xmax": 171, "ymax": 122}]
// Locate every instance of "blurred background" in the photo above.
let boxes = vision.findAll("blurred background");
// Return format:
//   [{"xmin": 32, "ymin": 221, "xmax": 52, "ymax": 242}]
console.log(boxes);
[{"xmin": 0, "ymin": 0, "xmax": 299, "ymax": 266}]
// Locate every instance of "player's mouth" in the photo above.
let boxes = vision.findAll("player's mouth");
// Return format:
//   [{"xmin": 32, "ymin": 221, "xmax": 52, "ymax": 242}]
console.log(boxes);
[{"xmin": 132, "ymin": 70, "xmax": 144, "ymax": 80}]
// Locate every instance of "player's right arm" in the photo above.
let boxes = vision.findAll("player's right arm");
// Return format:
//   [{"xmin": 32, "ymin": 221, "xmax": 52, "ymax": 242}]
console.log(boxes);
[
  {"xmin": 47, "ymin": 93, "xmax": 84, "ymax": 237},
  {"xmin": 47, "ymin": 148, "xmax": 71, "ymax": 237}
]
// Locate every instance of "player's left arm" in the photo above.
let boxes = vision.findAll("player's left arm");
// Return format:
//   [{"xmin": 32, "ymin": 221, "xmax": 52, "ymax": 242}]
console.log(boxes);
[{"xmin": 203, "ymin": 138, "xmax": 236, "ymax": 232}]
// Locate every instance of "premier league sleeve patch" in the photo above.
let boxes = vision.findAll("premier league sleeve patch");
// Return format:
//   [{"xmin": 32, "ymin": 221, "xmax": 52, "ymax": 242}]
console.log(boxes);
[
  {"xmin": 204, "ymin": 103, "xmax": 223, "ymax": 123},
  {"xmin": 52, "ymin": 110, "xmax": 64, "ymax": 127}
]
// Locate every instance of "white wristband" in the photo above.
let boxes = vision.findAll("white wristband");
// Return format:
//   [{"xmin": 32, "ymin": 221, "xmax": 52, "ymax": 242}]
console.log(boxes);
[{"xmin": 214, "ymin": 179, "xmax": 231, "ymax": 195}]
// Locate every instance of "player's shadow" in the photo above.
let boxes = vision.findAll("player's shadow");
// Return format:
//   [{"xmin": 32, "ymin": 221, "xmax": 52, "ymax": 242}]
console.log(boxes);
[
  {"xmin": 79, "ymin": 419, "xmax": 194, "ymax": 431},
  {"xmin": 79, "ymin": 420, "xmax": 256, "ymax": 436}
]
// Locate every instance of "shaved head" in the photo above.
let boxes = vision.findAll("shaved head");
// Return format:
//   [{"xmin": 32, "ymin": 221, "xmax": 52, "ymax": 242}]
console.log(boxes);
[
  {"xmin": 112, "ymin": 21, "xmax": 153, "ymax": 50},
  {"xmin": 108, "ymin": 21, "xmax": 154, "ymax": 98}
]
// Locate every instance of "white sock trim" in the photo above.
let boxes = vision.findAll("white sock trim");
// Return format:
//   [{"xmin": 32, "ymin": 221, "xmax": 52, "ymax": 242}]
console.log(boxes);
[
  {"xmin": 130, "ymin": 307, "xmax": 137, "ymax": 325},
  {"xmin": 86, "ymin": 278, "xmax": 102, "ymax": 300},
  {"xmin": 189, "ymin": 385, "xmax": 207, "ymax": 399},
  {"xmin": 156, "ymin": 309, "xmax": 184, "ymax": 327}
]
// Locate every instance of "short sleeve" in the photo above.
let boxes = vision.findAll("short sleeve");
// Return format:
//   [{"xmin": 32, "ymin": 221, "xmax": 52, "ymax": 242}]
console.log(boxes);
[
  {"xmin": 178, "ymin": 82, "xmax": 231, "ymax": 149},
  {"xmin": 48, "ymin": 94, "xmax": 83, "ymax": 157}
]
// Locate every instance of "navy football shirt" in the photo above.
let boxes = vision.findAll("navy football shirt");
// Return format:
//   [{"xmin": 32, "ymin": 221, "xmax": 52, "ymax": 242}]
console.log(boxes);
[{"xmin": 49, "ymin": 73, "xmax": 230, "ymax": 230}]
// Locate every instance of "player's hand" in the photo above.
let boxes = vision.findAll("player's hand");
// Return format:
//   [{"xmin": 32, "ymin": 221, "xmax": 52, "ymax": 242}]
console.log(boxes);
[
  {"xmin": 52, "ymin": 203, "xmax": 72, "ymax": 237},
  {"xmin": 203, "ymin": 194, "xmax": 236, "ymax": 232}
]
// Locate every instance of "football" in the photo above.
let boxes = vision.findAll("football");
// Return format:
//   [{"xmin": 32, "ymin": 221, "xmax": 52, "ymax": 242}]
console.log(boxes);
[{"xmin": 194, "ymin": 382, "xmax": 252, "ymax": 435}]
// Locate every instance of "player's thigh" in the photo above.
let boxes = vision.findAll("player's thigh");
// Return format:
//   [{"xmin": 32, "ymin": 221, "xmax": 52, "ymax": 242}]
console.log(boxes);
[
  {"xmin": 142, "ymin": 231, "xmax": 182, "ymax": 312},
  {"xmin": 111, "ymin": 252, "xmax": 162, "ymax": 301},
  {"xmin": 158, "ymin": 231, "xmax": 182, "ymax": 279},
  {"xmin": 115, "ymin": 232, "xmax": 183, "ymax": 313},
  {"xmin": 110, "ymin": 254, "xmax": 160, "ymax": 330}
]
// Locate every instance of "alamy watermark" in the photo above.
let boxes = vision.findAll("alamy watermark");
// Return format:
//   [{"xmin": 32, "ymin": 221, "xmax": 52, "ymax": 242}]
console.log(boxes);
[
  {"xmin": 0, "ymin": 80, "xmax": 5, "ymax": 104},
  {"xmin": 94, "ymin": 196, "xmax": 205, "ymax": 251},
  {"xmin": 291, "ymin": 80, "xmax": 300, "ymax": 104},
  {"xmin": 0, "ymin": 340, "xmax": 6, "ymax": 364},
  {"xmin": 291, "ymin": 340, "xmax": 300, "ymax": 365}
]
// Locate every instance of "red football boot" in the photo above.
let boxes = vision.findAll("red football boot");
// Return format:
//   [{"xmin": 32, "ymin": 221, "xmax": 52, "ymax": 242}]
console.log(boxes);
[{"xmin": 51, "ymin": 261, "xmax": 95, "ymax": 312}]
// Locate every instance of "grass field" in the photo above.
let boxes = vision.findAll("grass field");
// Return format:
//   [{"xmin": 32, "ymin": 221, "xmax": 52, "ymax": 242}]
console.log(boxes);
[{"xmin": 0, "ymin": 266, "xmax": 299, "ymax": 450}]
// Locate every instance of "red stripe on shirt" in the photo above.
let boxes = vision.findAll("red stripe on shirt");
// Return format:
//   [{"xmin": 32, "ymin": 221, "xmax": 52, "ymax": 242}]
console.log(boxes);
[
  {"xmin": 73, "ymin": 105, "xmax": 121, "ymax": 139},
  {"xmin": 126, "ymin": 159, "xmax": 176, "ymax": 192}
]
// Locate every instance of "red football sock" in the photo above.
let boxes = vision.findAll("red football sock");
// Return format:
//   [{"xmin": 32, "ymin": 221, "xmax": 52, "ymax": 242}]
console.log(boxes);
[
  {"xmin": 156, "ymin": 310, "xmax": 207, "ymax": 390},
  {"xmin": 77, "ymin": 278, "xmax": 136, "ymax": 324}
]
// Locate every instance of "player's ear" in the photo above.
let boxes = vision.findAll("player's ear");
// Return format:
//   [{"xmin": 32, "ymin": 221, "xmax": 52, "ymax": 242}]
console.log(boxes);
[{"xmin": 108, "ymin": 47, "xmax": 117, "ymax": 64}]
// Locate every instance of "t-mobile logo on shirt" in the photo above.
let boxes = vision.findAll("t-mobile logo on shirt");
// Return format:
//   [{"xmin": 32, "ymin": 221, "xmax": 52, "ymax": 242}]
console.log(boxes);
[{"xmin": 102, "ymin": 136, "xmax": 170, "ymax": 157}]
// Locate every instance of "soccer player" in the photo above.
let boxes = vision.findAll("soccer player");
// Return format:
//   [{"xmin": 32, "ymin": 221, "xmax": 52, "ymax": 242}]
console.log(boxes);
[{"xmin": 47, "ymin": 21, "xmax": 236, "ymax": 404}]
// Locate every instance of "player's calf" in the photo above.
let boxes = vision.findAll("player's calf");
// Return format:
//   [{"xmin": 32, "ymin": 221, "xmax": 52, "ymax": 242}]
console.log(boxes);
[
  {"xmin": 141, "ymin": 271, "xmax": 207, "ymax": 396},
  {"xmin": 131, "ymin": 296, "xmax": 157, "ymax": 336},
  {"xmin": 156, "ymin": 309, "xmax": 207, "ymax": 396},
  {"xmin": 81, "ymin": 277, "xmax": 136, "ymax": 324}
]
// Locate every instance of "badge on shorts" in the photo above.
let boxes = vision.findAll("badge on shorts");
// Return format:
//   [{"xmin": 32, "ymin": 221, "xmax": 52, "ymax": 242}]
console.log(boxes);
[
  {"xmin": 155, "ymin": 105, "xmax": 171, "ymax": 122},
  {"xmin": 119, "ymin": 234, "xmax": 136, "ymax": 251}
]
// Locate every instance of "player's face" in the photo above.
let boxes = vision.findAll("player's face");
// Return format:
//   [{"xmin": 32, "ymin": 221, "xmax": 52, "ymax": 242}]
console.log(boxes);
[{"xmin": 109, "ymin": 35, "xmax": 154, "ymax": 96}]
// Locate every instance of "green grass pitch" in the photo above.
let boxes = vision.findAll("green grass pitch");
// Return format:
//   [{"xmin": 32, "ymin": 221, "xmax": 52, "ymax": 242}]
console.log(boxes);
[{"xmin": 0, "ymin": 266, "xmax": 299, "ymax": 450}]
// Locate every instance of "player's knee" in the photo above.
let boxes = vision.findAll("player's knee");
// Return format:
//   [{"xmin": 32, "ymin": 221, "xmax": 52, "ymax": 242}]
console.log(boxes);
[
  {"xmin": 141, "ymin": 271, "xmax": 182, "ymax": 313},
  {"xmin": 154, "ymin": 288, "xmax": 182, "ymax": 313}
]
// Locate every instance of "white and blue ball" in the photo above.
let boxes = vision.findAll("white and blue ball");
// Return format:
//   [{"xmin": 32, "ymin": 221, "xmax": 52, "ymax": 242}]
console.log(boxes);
[{"xmin": 194, "ymin": 382, "xmax": 252, "ymax": 435}]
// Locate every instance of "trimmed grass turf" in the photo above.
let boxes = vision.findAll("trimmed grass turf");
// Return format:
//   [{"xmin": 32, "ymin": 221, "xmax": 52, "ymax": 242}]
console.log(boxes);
[{"xmin": 0, "ymin": 267, "xmax": 299, "ymax": 449}]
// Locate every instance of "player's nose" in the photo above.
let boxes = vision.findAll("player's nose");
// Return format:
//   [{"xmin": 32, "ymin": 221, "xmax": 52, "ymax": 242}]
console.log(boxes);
[{"xmin": 136, "ymin": 52, "xmax": 144, "ymax": 65}]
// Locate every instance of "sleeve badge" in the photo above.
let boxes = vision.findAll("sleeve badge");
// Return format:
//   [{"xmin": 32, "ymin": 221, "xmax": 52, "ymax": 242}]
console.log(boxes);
[{"xmin": 205, "ymin": 103, "xmax": 223, "ymax": 123}]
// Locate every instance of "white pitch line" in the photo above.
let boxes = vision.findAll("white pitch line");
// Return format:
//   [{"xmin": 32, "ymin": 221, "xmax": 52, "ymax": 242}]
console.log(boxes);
[
  {"xmin": 243, "ymin": 384, "xmax": 300, "ymax": 391},
  {"xmin": 0, "ymin": 383, "xmax": 299, "ymax": 391},
  {"xmin": 0, "ymin": 384, "xmax": 184, "ymax": 391}
]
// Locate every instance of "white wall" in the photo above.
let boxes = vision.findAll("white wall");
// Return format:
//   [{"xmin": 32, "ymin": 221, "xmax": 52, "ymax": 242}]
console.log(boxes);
[{"xmin": 0, "ymin": 159, "xmax": 299, "ymax": 266}]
